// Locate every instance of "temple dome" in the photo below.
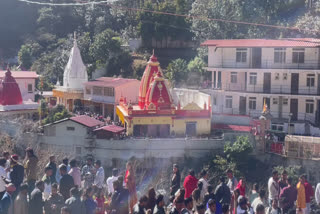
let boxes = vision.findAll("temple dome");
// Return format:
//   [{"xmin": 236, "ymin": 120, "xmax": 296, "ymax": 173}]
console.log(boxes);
[
  {"xmin": 0, "ymin": 68, "xmax": 23, "ymax": 105},
  {"xmin": 63, "ymin": 32, "xmax": 88, "ymax": 90},
  {"xmin": 138, "ymin": 52, "xmax": 163, "ymax": 109},
  {"xmin": 145, "ymin": 71, "xmax": 173, "ymax": 110}
]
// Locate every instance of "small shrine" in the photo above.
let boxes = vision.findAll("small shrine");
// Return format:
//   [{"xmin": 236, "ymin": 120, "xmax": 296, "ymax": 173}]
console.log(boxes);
[
  {"xmin": 53, "ymin": 32, "xmax": 88, "ymax": 111},
  {"xmin": 116, "ymin": 53, "xmax": 211, "ymax": 137},
  {"xmin": 0, "ymin": 68, "xmax": 38, "ymax": 117}
]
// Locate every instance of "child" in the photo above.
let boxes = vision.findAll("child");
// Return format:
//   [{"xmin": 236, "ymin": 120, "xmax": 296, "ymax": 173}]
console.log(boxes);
[{"xmin": 95, "ymin": 188, "xmax": 106, "ymax": 214}]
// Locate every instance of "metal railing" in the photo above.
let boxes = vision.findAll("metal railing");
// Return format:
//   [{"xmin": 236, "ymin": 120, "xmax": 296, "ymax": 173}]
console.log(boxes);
[{"xmin": 210, "ymin": 59, "xmax": 320, "ymax": 70}]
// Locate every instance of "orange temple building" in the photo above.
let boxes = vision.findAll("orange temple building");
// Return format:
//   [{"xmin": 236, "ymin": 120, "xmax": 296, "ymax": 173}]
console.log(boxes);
[{"xmin": 116, "ymin": 54, "xmax": 211, "ymax": 137}]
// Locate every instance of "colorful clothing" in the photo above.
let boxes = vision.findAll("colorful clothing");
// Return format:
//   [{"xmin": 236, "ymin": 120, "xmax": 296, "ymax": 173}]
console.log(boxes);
[
  {"xmin": 95, "ymin": 196, "xmax": 105, "ymax": 214},
  {"xmin": 125, "ymin": 169, "xmax": 137, "ymax": 213},
  {"xmin": 236, "ymin": 179, "xmax": 246, "ymax": 196},
  {"xmin": 68, "ymin": 167, "xmax": 81, "ymax": 187},
  {"xmin": 183, "ymin": 175, "xmax": 198, "ymax": 199},
  {"xmin": 296, "ymin": 181, "xmax": 306, "ymax": 209}
]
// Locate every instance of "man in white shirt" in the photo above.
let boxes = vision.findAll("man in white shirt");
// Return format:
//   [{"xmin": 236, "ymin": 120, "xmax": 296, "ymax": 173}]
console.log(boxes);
[
  {"xmin": 252, "ymin": 189, "xmax": 267, "ymax": 213},
  {"xmin": 226, "ymin": 169, "xmax": 238, "ymax": 192},
  {"xmin": 315, "ymin": 183, "xmax": 320, "ymax": 205},
  {"xmin": 106, "ymin": 168, "xmax": 118, "ymax": 195},
  {"xmin": 94, "ymin": 160, "xmax": 105, "ymax": 189},
  {"xmin": 0, "ymin": 158, "xmax": 8, "ymax": 199},
  {"xmin": 199, "ymin": 169, "xmax": 209, "ymax": 201},
  {"xmin": 268, "ymin": 170, "xmax": 280, "ymax": 206}
]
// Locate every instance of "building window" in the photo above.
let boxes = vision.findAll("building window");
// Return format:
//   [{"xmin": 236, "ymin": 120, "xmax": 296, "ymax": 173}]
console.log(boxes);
[
  {"xmin": 283, "ymin": 73, "xmax": 288, "ymax": 80},
  {"xmin": 306, "ymin": 100, "xmax": 314, "ymax": 114},
  {"xmin": 28, "ymin": 84, "xmax": 33, "ymax": 93},
  {"xmin": 271, "ymin": 124, "xmax": 284, "ymax": 132},
  {"xmin": 249, "ymin": 97, "xmax": 256, "ymax": 110},
  {"xmin": 93, "ymin": 86, "xmax": 103, "ymax": 95},
  {"xmin": 249, "ymin": 73, "xmax": 257, "ymax": 85},
  {"xmin": 283, "ymin": 98, "xmax": 288, "ymax": 105},
  {"xmin": 231, "ymin": 72, "xmax": 237, "ymax": 83},
  {"xmin": 274, "ymin": 48, "xmax": 286, "ymax": 63},
  {"xmin": 292, "ymin": 48, "xmax": 305, "ymax": 63},
  {"xmin": 275, "ymin": 73, "xmax": 280, "ymax": 80},
  {"xmin": 104, "ymin": 87, "xmax": 115, "ymax": 97},
  {"xmin": 86, "ymin": 87, "xmax": 91, "ymax": 95},
  {"xmin": 66, "ymin": 126, "xmax": 75, "ymax": 131},
  {"xmin": 307, "ymin": 74, "xmax": 315, "ymax": 87},
  {"xmin": 225, "ymin": 96, "xmax": 232, "ymax": 108},
  {"xmin": 236, "ymin": 48, "xmax": 247, "ymax": 63},
  {"xmin": 273, "ymin": 98, "xmax": 278, "ymax": 105}
]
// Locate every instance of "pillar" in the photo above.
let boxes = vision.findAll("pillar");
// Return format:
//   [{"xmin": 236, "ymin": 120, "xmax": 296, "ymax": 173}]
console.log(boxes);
[{"xmin": 102, "ymin": 103, "xmax": 106, "ymax": 117}]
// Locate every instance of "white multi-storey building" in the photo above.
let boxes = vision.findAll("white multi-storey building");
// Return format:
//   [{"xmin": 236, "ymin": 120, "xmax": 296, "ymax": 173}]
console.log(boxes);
[{"xmin": 202, "ymin": 38, "xmax": 320, "ymax": 135}]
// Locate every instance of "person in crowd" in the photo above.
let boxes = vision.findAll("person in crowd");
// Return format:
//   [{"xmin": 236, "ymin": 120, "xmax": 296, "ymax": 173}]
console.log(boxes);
[
  {"xmin": 296, "ymin": 174, "xmax": 307, "ymax": 214},
  {"xmin": 56, "ymin": 158, "xmax": 69, "ymax": 184},
  {"xmin": 24, "ymin": 148, "xmax": 38, "ymax": 196},
  {"xmin": 65, "ymin": 187, "xmax": 86, "ymax": 214},
  {"xmin": 95, "ymin": 188, "xmax": 106, "ymax": 214},
  {"xmin": 83, "ymin": 186, "xmax": 97, "ymax": 214},
  {"xmin": 221, "ymin": 204, "xmax": 229, "ymax": 214},
  {"xmin": 59, "ymin": 165, "xmax": 74, "ymax": 201},
  {"xmin": 42, "ymin": 166, "xmax": 54, "ymax": 200},
  {"xmin": 236, "ymin": 196, "xmax": 253, "ymax": 214},
  {"xmin": 133, "ymin": 195, "xmax": 148, "ymax": 214},
  {"xmin": 181, "ymin": 197, "xmax": 193, "ymax": 214},
  {"xmin": 81, "ymin": 157, "xmax": 95, "ymax": 189},
  {"xmin": 9, "ymin": 155, "xmax": 24, "ymax": 199},
  {"xmin": 232, "ymin": 188, "xmax": 240, "ymax": 214},
  {"xmin": 68, "ymin": 159, "xmax": 81, "ymax": 188},
  {"xmin": 203, "ymin": 185, "xmax": 214, "ymax": 206},
  {"xmin": 171, "ymin": 164, "xmax": 181, "ymax": 196},
  {"xmin": 236, "ymin": 178, "xmax": 246, "ymax": 196},
  {"xmin": 61, "ymin": 206, "xmax": 72, "ymax": 214},
  {"xmin": 146, "ymin": 187, "xmax": 156, "ymax": 212},
  {"xmin": 278, "ymin": 170, "xmax": 288, "ymax": 190},
  {"xmin": 13, "ymin": 183, "xmax": 28, "ymax": 214},
  {"xmin": 266, "ymin": 199, "xmax": 281, "ymax": 214},
  {"xmin": 0, "ymin": 158, "xmax": 8, "ymax": 199},
  {"xmin": 94, "ymin": 160, "xmax": 105, "ymax": 190},
  {"xmin": 214, "ymin": 177, "xmax": 231, "ymax": 207},
  {"xmin": 107, "ymin": 168, "xmax": 119, "ymax": 195},
  {"xmin": 199, "ymin": 169, "xmax": 209, "ymax": 202},
  {"xmin": 304, "ymin": 175, "xmax": 314, "ymax": 214},
  {"xmin": 315, "ymin": 181, "xmax": 320, "ymax": 206},
  {"xmin": 255, "ymin": 204, "xmax": 265, "ymax": 214},
  {"xmin": 183, "ymin": 169, "xmax": 198, "ymax": 199},
  {"xmin": 279, "ymin": 177, "xmax": 297, "ymax": 214},
  {"xmin": 252, "ymin": 189, "xmax": 267, "ymax": 213},
  {"xmin": 205, "ymin": 199, "xmax": 216, "ymax": 214},
  {"xmin": 153, "ymin": 194, "xmax": 165, "ymax": 214},
  {"xmin": 268, "ymin": 170, "xmax": 279, "ymax": 206},
  {"xmin": 1, "ymin": 183, "xmax": 16, "ymax": 214},
  {"xmin": 125, "ymin": 161, "xmax": 138, "ymax": 213},
  {"xmin": 226, "ymin": 169, "xmax": 238, "ymax": 192},
  {"xmin": 249, "ymin": 183, "xmax": 259, "ymax": 204},
  {"xmin": 46, "ymin": 155, "xmax": 57, "ymax": 183},
  {"xmin": 169, "ymin": 197, "xmax": 184, "ymax": 214},
  {"xmin": 110, "ymin": 180, "xmax": 129, "ymax": 214},
  {"xmin": 195, "ymin": 204, "xmax": 205, "ymax": 214},
  {"xmin": 44, "ymin": 183, "xmax": 64, "ymax": 214},
  {"xmin": 29, "ymin": 180, "xmax": 44, "ymax": 214},
  {"xmin": 192, "ymin": 182, "xmax": 202, "ymax": 209}
]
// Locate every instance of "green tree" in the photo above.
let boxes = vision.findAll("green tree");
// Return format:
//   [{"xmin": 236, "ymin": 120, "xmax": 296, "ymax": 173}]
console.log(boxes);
[
  {"xmin": 18, "ymin": 45, "xmax": 33, "ymax": 69},
  {"xmin": 166, "ymin": 58, "xmax": 188, "ymax": 87}
]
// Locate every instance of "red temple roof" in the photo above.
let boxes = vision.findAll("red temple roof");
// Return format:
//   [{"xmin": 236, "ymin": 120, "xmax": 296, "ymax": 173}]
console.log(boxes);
[
  {"xmin": 0, "ymin": 68, "xmax": 23, "ymax": 105},
  {"xmin": 70, "ymin": 115, "xmax": 104, "ymax": 128},
  {"xmin": 94, "ymin": 125, "xmax": 125, "ymax": 133}
]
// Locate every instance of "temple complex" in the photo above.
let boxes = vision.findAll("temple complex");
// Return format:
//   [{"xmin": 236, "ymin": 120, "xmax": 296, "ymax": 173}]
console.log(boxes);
[
  {"xmin": 53, "ymin": 33, "xmax": 88, "ymax": 111},
  {"xmin": 116, "ymin": 54, "xmax": 211, "ymax": 137},
  {"xmin": 0, "ymin": 68, "xmax": 38, "ymax": 117}
]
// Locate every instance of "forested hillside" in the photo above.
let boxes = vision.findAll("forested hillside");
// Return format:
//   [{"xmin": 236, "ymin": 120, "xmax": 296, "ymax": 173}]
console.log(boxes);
[{"xmin": 0, "ymin": 0, "xmax": 318, "ymax": 88}]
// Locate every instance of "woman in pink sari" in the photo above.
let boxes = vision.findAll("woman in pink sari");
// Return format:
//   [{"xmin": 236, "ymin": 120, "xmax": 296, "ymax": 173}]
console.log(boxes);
[{"xmin": 125, "ymin": 161, "xmax": 137, "ymax": 213}]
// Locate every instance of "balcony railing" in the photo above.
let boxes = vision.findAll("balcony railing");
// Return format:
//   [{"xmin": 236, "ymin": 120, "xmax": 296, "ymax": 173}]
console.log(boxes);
[
  {"xmin": 210, "ymin": 59, "xmax": 320, "ymax": 70},
  {"xmin": 212, "ymin": 107, "xmax": 317, "ymax": 124}
]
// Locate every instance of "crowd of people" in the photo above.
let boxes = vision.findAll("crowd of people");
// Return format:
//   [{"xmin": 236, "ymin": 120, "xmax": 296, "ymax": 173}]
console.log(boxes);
[{"xmin": 0, "ymin": 148, "xmax": 320, "ymax": 214}]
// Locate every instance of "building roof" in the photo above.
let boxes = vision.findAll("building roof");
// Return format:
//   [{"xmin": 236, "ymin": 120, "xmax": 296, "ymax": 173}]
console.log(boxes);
[
  {"xmin": 0, "ymin": 68, "xmax": 23, "ymax": 105},
  {"xmin": 212, "ymin": 124, "xmax": 252, "ymax": 132},
  {"xmin": 94, "ymin": 125, "xmax": 125, "ymax": 133},
  {"xmin": 0, "ymin": 71, "xmax": 38, "ymax": 79},
  {"xmin": 70, "ymin": 115, "xmax": 104, "ymax": 128},
  {"xmin": 84, "ymin": 77, "xmax": 139, "ymax": 88},
  {"xmin": 201, "ymin": 38, "xmax": 320, "ymax": 48}
]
